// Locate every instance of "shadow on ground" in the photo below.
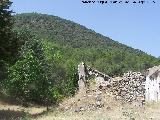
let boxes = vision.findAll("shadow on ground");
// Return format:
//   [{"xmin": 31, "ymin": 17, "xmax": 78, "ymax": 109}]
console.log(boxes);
[
  {"xmin": 0, "ymin": 109, "xmax": 52, "ymax": 120},
  {"xmin": 0, "ymin": 92, "xmax": 57, "ymax": 119},
  {"xmin": 0, "ymin": 109, "xmax": 26, "ymax": 120},
  {"xmin": 0, "ymin": 92, "xmax": 22, "ymax": 105}
]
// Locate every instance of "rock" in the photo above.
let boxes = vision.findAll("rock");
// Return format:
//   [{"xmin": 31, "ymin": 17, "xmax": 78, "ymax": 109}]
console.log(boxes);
[
  {"xmin": 96, "ymin": 101, "xmax": 104, "ymax": 108},
  {"xmin": 106, "ymin": 106, "xmax": 111, "ymax": 110},
  {"xmin": 80, "ymin": 106, "xmax": 85, "ymax": 111},
  {"xmin": 74, "ymin": 108, "xmax": 81, "ymax": 112},
  {"xmin": 107, "ymin": 71, "xmax": 145, "ymax": 104}
]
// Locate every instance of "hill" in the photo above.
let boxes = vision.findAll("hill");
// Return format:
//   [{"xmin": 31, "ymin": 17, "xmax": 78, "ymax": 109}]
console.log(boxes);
[
  {"xmin": 13, "ymin": 13, "xmax": 160, "ymax": 76},
  {"xmin": 13, "ymin": 13, "xmax": 144, "ymax": 53}
]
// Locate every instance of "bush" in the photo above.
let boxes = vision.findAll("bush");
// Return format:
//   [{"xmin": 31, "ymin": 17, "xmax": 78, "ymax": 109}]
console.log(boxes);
[
  {"xmin": 4, "ymin": 38, "xmax": 78, "ymax": 104},
  {"xmin": 5, "ymin": 40, "xmax": 62, "ymax": 104},
  {"xmin": 62, "ymin": 60, "xmax": 78, "ymax": 96}
]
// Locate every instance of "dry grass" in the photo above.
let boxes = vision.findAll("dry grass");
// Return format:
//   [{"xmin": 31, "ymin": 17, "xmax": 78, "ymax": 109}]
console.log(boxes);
[
  {"xmin": 0, "ymin": 92, "xmax": 47, "ymax": 119},
  {"xmin": 34, "ymin": 102, "xmax": 160, "ymax": 120},
  {"xmin": 34, "ymin": 80, "xmax": 160, "ymax": 120},
  {"xmin": 1, "ymin": 80, "xmax": 160, "ymax": 120}
]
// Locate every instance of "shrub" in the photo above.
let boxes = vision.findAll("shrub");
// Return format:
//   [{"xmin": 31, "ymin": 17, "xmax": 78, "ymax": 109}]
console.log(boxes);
[
  {"xmin": 5, "ymin": 40, "xmax": 63, "ymax": 104},
  {"xmin": 4, "ymin": 38, "xmax": 79, "ymax": 104}
]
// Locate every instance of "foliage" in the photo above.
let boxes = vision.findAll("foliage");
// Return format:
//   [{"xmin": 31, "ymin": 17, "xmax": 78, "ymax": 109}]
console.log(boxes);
[
  {"xmin": 62, "ymin": 60, "xmax": 79, "ymax": 95},
  {"xmin": 0, "ymin": 0, "xmax": 13, "ymax": 61},
  {"xmin": 0, "ymin": 0, "xmax": 12, "ymax": 82},
  {"xmin": 4, "ymin": 36, "xmax": 78, "ymax": 104},
  {"xmin": 13, "ymin": 13, "xmax": 144, "ymax": 54},
  {"xmin": 13, "ymin": 13, "xmax": 160, "ymax": 76},
  {"xmin": 0, "ymin": 0, "xmax": 23, "ymax": 85}
]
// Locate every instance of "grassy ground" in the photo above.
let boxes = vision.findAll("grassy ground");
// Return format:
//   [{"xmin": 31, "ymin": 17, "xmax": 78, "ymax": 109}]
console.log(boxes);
[
  {"xmin": 33, "ymin": 96, "xmax": 160, "ymax": 120},
  {"xmin": 0, "ymin": 92, "xmax": 46, "ymax": 120},
  {"xmin": 1, "ymin": 80, "xmax": 160, "ymax": 120}
]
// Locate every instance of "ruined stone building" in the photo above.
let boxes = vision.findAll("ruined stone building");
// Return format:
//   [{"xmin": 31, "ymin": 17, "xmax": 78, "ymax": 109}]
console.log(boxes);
[
  {"xmin": 145, "ymin": 65, "xmax": 160, "ymax": 102},
  {"xmin": 78, "ymin": 62, "xmax": 160, "ymax": 104}
]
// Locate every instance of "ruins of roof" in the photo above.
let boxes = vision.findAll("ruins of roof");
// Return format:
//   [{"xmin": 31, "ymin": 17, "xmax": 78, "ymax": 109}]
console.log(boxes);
[{"xmin": 147, "ymin": 65, "xmax": 160, "ymax": 79}]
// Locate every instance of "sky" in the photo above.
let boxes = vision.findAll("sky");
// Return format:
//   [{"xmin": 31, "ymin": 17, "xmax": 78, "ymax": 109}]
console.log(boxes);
[{"xmin": 11, "ymin": 0, "xmax": 160, "ymax": 57}]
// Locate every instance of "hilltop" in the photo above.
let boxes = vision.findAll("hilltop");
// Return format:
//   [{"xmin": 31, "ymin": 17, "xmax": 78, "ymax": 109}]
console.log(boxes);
[{"xmin": 14, "ymin": 13, "xmax": 145, "ymax": 53}]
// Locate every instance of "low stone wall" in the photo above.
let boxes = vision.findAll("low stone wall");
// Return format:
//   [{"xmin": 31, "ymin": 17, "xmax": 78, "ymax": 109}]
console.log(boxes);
[
  {"xmin": 78, "ymin": 62, "xmax": 146, "ymax": 106},
  {"xmin": 99, "ymin": 71, "xmax": 146, "ymax": 106}
]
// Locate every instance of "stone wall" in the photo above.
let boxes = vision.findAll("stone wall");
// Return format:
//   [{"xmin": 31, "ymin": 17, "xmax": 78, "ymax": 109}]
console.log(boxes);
[
  {"xmin": 78, "ymin": 62, "xmax": 146, "ymax": 106},
  {"xmin": 107, "ymin": 71, "xmax": 146, "ymax": 106}
]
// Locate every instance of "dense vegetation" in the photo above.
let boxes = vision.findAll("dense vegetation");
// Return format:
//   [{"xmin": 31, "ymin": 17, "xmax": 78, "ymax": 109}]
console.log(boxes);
[
  {"xmin": 1, "ymin": 1, "xmax": 160, "ymax": 105},
  {"xmin": 0, "ymin": 1, "xmax": 78, "ymax": 105},
  {"xmin": 13, "ymin": 13, "xmax": 160, "ymax": 76},
  {"xmin": 0, "ymin": 0, "xmax": 24, "ymax": 89},
  {"xmin": 5, "ymin": 36, "xmax": 78, "ymax": 104}
]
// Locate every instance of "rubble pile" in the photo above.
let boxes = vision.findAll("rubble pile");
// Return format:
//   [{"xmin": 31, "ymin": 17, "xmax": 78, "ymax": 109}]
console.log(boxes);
[
  {"xmin": 107, "ymin": 71, "xmax": 146, "ymax": 105},
  {"xmin": 78, "ymin": 62, "xmax": 147, "ymax": 106}
]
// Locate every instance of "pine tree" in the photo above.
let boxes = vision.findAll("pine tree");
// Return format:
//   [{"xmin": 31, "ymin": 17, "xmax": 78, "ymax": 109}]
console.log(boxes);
[
  {"xmin": 0, "ymin": 0, "xmax": 13, "ymax": 62},
  {"xmin": 0, "ymin": 0, "xmax": 18, "ymax": 83}
]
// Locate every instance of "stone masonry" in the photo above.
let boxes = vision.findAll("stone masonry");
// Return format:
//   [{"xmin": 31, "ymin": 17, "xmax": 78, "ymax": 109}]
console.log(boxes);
[{"xmin": 78, "ymin": 62, "xmax": 146, "ymax": 106}]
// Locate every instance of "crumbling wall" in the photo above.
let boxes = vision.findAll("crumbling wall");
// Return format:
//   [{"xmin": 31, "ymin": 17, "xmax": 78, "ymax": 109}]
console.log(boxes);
[
  {"xmin": 78, "ymin": 63, "xmax": 146, "ymax": 106},
  {"xmin": 108, "ymin": 71, "xmax": 146, "ymax": 106},
  {"xmin": 145, "ymin": 65, "xmax": 160, "ymax": 102},
  {"xmin": 78, "ymin": 62, "xmax": 86, "ymax": 92}
]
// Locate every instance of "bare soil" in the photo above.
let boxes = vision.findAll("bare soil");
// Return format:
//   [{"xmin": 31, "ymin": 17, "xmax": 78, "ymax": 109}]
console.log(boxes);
[{"xmin": 1, "ymin": 81, "xmax": 160, "ymax": 120}]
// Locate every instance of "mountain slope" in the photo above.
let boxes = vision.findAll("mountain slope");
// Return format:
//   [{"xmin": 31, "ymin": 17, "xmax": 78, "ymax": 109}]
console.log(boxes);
[
  {"xmin": 14, "ymin": 13, "xmax": 143, "ymax": 54},
  {"xmin": 13, "ymin": 13, "xmax": 160, "ymax": 76}
]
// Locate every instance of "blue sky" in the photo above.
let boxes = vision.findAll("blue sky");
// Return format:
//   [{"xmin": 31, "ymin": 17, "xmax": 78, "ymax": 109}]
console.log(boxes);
[{"xmin": 11, "ymin": 0, "xmax": 160, "ymax": 57}]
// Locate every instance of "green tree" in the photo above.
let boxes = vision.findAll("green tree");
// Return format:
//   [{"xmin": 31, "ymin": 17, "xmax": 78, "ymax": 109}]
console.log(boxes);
[
  {"xmin": 63, "ymin": 60, "xmax": 78, "ymax": 96},
  {"xmin": 0, "ymin": 0, "xmax": 13, "ymax": 84},
  {"xmin": 5, "ymin": 37, "xmax": 65, "ymax": 104},
  {"xmin": 0, "ymin": 0, "xmax": 13, "ymax": 61}
]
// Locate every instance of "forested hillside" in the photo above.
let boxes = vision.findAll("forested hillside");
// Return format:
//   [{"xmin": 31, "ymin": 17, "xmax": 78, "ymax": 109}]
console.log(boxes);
[
  {"xmin": 13, "ymin": 13, "xmax": 160, "ymax": 76},
  {"xmin": 14, "ymin": 13, "xmax": 144, "ymax": 53}
]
